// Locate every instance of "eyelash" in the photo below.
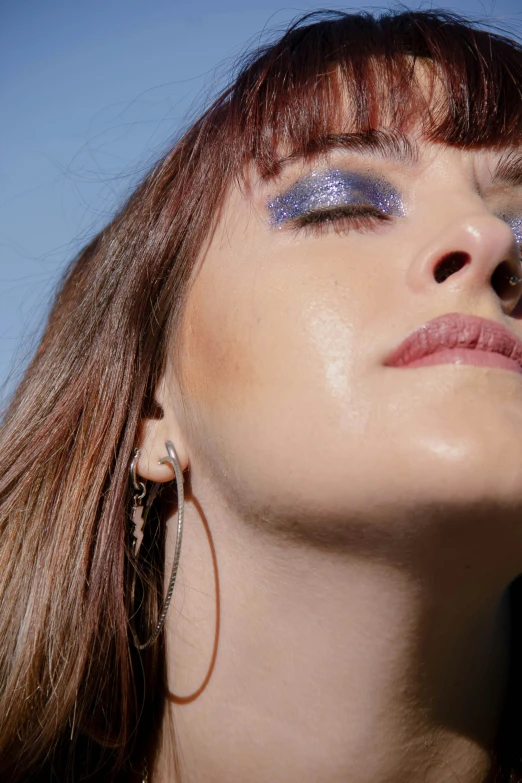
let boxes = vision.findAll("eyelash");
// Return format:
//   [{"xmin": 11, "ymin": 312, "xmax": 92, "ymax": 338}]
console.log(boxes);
[{"xmin": 288, "ymin": 205, "xmax": 392, "ymax": 236}]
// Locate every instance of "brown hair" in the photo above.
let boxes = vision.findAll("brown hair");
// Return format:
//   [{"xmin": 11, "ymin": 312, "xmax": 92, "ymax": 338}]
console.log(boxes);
[{"xmin": 1, "ymin": 9, "xmax": 522, "ymax": 782}]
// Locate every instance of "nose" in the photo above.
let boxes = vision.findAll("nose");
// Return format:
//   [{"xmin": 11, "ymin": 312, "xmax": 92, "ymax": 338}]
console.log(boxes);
[{"xmin": 407, "ymin": 212, "xmax": 522, "ymax": 312}]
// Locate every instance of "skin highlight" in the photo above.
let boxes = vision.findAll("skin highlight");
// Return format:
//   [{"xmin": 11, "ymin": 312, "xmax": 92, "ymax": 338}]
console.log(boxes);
[{"xmin": 136, "ymin": 135, "xmax": 522, "ymax": 782}]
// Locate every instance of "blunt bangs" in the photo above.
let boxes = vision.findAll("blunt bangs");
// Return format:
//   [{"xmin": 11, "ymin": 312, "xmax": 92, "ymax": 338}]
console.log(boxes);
[{"xmin": 216, "ymin": 10, "xmax": 522, "ymax": 178}]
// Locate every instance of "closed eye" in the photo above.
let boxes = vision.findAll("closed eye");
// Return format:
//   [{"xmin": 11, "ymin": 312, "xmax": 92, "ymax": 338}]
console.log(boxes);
[{"xmin": 289, "ymin": 204, "xmax": 392, "ymax": 236}]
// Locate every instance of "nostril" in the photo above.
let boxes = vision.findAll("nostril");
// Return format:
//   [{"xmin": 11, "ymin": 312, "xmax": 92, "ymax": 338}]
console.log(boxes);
[
  {"xmin": 434, "ymin": 251, "xmax": 471, "ymax": 283},
  {"xmin": 490, "ymin": 260, "xmax": 521, "ymax": 301}
]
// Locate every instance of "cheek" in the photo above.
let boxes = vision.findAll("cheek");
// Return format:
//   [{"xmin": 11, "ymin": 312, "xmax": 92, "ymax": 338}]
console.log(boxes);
[
  {"xmin": 178, "ymin": 280, "xmax": 263, "ymax": 418},
  {"xmin": 175, "ymin": 243, "xmax": 383, "ymax": 525},
  {"xmin": 179, "ymin": 258, "xmax": 366, "ymax": 427}
]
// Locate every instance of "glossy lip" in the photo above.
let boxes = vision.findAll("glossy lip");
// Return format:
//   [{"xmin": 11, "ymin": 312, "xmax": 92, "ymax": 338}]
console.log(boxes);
[{"xmin": 385, "ymin": 313, "xmax": 522, "ymax": 372}]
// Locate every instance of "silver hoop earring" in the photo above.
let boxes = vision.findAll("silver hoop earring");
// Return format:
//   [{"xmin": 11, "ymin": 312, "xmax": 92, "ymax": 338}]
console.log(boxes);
[{"xmin": 129, "ymin": 441, "xmax": 185, "ymax": 651}]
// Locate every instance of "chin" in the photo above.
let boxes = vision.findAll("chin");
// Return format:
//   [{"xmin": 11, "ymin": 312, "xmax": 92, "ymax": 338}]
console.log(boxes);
[{"xmin": 370, "ymin": 367, "xmax": 522, "ymax": 506}]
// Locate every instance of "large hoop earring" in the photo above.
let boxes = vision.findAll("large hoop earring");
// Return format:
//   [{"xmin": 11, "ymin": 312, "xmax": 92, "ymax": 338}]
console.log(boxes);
[{"xmin": 129, "ymin": 440, "xmax": 185, "ymax": 651}]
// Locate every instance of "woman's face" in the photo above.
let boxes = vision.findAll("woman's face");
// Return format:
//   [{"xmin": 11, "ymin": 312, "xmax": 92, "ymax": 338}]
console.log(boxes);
[{"xmin": 167, "ymin": 130, "xmax": 522, "ymax": 550}]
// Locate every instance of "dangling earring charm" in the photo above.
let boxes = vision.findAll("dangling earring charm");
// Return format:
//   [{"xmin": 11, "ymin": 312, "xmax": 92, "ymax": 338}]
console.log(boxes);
[
  {"xmin": 129, "ymin": 449, "xmax": 147, "ymax": 556},
  {"xmin": 129, "ymin": 441, "xmax": 185, "ymax": 651}
]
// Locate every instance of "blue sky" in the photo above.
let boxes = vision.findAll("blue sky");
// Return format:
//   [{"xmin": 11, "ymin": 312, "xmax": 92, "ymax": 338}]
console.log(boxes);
[{"xmin": 2, "ymin": 0, "xmax": 522, "ymax": 395}]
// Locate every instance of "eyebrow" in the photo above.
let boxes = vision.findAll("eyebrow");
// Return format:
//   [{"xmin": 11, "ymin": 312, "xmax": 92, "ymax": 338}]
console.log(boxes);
[
  {"xmin": 264, "ymin": 129, "xmax": 419, "ymax": 180},
  {"xmin": 492, "ymin": 152, "xmax": 522, "ymax": 187}
]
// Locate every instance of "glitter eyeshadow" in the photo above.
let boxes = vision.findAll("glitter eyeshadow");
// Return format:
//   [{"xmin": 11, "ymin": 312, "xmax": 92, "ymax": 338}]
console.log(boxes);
[
  {"xmin": 267, "ymin": 169, "xmax": 405, "ymax": 227},
  {"xmin": 504, "ymin": 216, "xmax": 522, "ymax": 245}
]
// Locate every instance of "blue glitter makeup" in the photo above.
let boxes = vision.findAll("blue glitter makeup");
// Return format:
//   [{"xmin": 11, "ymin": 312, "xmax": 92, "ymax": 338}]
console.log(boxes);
[
  {"xmin": 267, "ymin": 169, "xmax": 405, "ymax": 227},
  {"xmin": 505, "ymin": 216, "xmax": 522, "ymax": 246}
]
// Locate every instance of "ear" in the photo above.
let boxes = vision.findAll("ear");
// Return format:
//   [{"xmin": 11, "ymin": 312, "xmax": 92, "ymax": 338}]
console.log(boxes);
[{"xmin": 135, "ymin": 376, "xmax": 190, "ymax": 483}]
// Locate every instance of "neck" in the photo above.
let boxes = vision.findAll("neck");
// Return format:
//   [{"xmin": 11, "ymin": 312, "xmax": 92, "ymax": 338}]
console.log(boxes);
[{"xmin": 152, "ymin": 492, "xmax": 512, "ymax": 783}]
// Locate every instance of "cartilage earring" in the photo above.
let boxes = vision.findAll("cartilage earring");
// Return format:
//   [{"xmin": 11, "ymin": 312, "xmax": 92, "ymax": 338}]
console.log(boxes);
[
  {"xmin": 129, "ymin": 441, "xmax": 185, "ymax": 651},
  {"xmin": 508, "ymin": 275, "xmax": 522, "ymax": 286}
]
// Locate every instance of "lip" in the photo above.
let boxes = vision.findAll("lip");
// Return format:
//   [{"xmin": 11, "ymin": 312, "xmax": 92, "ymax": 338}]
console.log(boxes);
[{"xmin": 385, "ymin": 313, "xmax": 522, "ymax": 373}]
